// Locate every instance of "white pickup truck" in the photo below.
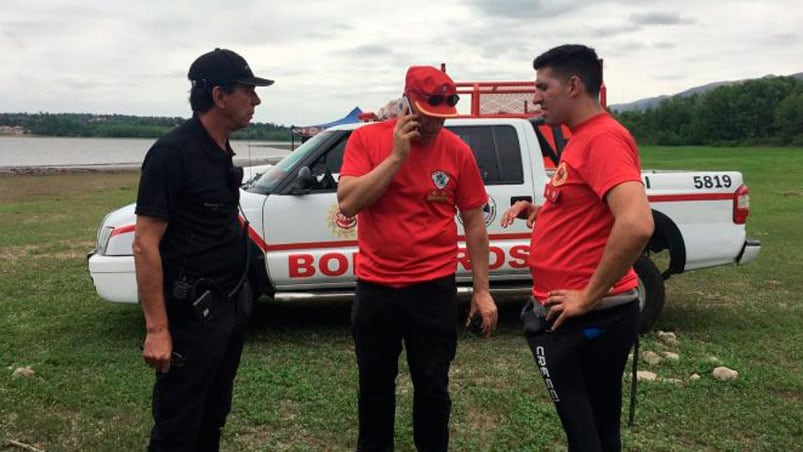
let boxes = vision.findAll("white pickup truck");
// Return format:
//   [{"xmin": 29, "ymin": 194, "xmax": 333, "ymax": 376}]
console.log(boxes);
[{"xmin": 88, "ymin": 114, "xmax": 761, "ymax": 332}]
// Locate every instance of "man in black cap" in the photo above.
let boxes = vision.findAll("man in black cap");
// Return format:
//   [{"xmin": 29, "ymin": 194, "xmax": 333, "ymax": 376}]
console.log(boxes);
[{"xmin": 133, "ymin": 48, "xmax": 272, "ymax": 451}]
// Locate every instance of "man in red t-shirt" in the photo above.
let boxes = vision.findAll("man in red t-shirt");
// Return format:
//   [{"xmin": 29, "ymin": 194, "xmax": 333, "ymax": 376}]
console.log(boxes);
[
  {"xmin": 501, "ymin": 45, "xmax": 654, "ymax": 451},
  {"xmin": 338, "ymin": 65, "xmax": 498, "ymax": 452}
]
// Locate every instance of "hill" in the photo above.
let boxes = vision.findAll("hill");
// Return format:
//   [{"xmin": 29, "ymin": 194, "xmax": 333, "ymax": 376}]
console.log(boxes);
[
  {"xmin": 612, "ymin": 74, "xmax": 803, "ymax": 146},
  {"xmin": 610, "ymin": 72, "xmax": 803, "ymax": 112}
]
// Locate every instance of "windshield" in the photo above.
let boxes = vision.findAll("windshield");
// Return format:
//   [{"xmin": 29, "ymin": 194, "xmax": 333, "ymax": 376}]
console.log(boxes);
[{"xmin": 249, "ymin": 131, "xmax": 336, "ymax": 194}]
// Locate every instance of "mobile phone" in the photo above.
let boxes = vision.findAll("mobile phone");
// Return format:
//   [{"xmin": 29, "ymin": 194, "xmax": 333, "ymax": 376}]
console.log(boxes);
[
  {"xmin": 400, "ymin": 96, "xmax": 413, "ymax": 115},
  {"xmin": 467, "ymin": 312, "xmax": 484, "ymax": 336}
]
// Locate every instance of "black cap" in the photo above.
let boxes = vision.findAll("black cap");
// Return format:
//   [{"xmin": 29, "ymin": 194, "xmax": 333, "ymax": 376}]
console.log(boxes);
[{"xmin": 188, "ymin": 48, "xmax": 274, "ymax": 87}]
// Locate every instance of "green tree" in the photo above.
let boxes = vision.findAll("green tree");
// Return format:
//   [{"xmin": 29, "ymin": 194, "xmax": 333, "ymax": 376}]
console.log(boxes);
[{"xmin": 774, "ymin": 87, "xmax": 803, "ymax": 145}]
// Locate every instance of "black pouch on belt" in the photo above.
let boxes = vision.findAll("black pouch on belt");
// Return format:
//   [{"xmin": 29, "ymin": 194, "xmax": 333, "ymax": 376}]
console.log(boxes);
[
  {"xmin": 520, "ymin": 297, "xmax": 551, "ymax": 336},
  {"xmin": 192, "ymin": 289, "xmax": 215, "ymax": 322},
  {"xmin": 190, "ymin": 278, "xmax": 222, "ymax": 322}
]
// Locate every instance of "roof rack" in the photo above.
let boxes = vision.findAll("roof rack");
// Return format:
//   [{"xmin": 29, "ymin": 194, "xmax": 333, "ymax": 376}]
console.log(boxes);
[{"xmin": 454, "ymin": 80, "xmax": 543, "ymax": 119}]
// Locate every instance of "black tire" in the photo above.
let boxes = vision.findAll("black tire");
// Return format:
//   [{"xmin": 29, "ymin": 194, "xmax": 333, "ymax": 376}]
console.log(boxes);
[{"xmin": 634, "ymin": 255, "xmax": 665, "ymax": 333}]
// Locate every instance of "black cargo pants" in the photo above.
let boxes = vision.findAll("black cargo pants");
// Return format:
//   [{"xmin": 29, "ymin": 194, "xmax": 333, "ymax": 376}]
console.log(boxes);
[
  {"xmin": 148, "ymin": 283, "xmax": 252, "ymax": 452},
  {"xmin": 352, "ymin": 275, "xmax": 458, "ymax": 452}
]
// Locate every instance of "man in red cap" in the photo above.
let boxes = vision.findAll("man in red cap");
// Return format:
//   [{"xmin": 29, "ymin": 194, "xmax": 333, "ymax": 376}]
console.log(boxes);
[
  {"xmin": 338, "ymin": 65, "xmax": 498, "ymax": 451},
  {"xmin": 134, "ymin": 48, "xmax": 272, "ymax": 450}
]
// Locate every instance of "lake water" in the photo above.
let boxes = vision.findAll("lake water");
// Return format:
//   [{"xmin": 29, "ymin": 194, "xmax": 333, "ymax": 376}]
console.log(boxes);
[{"xmin": 0, "ymin": 136, "xmax": 292, "ymax": 169}]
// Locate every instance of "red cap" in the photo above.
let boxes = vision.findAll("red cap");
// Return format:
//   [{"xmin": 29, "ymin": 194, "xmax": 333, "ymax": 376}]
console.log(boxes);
[{"xmin": 404, "ymin": 66, "xmax": 458, "ymax": 117}]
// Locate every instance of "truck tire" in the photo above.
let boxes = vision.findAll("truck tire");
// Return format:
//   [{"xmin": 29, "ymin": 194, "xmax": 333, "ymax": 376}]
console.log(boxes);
[{"xmin": 634, "ymin": 255, "xmax": 665, "ymax": 333}]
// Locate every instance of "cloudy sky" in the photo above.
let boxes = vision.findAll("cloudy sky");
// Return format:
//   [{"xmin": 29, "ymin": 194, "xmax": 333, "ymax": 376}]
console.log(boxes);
[{"xmin": 2, "ymin": 0, "xmax": 801, "ymax": 127}]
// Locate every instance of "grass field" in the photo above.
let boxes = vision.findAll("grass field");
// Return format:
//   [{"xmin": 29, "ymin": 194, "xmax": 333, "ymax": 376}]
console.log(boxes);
[{"xmin": 1, "ymin": 147, "xmax": 802, "ymax": 451}]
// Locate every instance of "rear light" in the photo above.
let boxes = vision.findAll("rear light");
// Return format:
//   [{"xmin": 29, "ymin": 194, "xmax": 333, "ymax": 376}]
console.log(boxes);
[{"xmin": 733, "ymin": 184, "xmax": 750, "ymax": 224}]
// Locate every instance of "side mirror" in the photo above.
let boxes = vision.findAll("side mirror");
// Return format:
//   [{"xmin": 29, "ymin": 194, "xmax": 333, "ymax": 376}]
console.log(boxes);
[{"xmin": 292, "ymin": 166, "xmax": 314, "ymax": 194}]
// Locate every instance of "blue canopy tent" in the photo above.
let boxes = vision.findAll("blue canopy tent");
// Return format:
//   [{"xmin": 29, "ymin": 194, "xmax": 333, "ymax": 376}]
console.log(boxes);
[{"xmin": 290, "ymin": 107, "xmax": 363, "ymax": 143}]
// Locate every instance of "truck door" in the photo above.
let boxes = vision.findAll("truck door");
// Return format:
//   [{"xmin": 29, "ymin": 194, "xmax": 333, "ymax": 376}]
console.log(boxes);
[
  {"xmin": 446, "ymin": 123, "xmax": 538, "ymax": 283},
  {"xmin": 261, "ymin": 133, "xmax": 359, "ymax": 291}
]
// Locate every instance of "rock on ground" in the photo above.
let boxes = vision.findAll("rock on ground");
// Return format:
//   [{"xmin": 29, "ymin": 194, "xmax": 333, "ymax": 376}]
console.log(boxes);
[
  {"xmin": 657, "ymin": 331, "xmax": 676, "ymax": 341},
  {"xmin": 662, "ymin": 351, "xmax": 680, "ymax": 361},
  {"xmin": 712, "ymin": 366, "xmax": 739, "ymax": 381},
  {"xmin": 657, "ymin": 331, "xmax": 679, "ymax": 346},
  {"xmin": 12, "ymin": 366, "xmax": 35, "ymax": 378},
  {"xmin": 637, "ymin": 370, "xmax": 658, "ymax": 382},
  {"xmin": 641, "ymin": 351, "xmax": 663, "ymax": 365}
]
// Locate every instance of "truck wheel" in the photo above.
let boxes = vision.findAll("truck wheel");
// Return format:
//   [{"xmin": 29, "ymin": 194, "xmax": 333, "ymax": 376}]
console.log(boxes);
[{"xmin": 634, "ymin": 255, "xmax": 665, "ymax": 333}]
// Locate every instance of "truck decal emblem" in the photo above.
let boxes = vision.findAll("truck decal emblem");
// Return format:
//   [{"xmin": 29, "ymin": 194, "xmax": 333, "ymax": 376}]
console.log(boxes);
[
  {"xmin": 327, "ymin": 204, "xmax": 357, "ymax": 239},
  {"xmin": 431, "ymin": 170, "xmax": 450, "ymax": 189},
  {"xmin": 455, "ymin": 196, "xmax": 496, "ymax": 226},
  {"xmin": 482, "ymin": 196, "xmax": 497, "ymax": 226}
]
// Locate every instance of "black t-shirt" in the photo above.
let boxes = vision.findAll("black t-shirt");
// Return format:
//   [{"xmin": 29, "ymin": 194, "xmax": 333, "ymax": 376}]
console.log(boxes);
[{"xmin": 135, "ymin": 116, "xmax": 245, "ymax": 292}]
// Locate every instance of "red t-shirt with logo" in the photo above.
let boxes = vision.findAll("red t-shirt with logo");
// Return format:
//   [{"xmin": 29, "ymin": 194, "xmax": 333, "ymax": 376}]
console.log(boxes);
[
  {"xmin": 340, "ymin": 120, "xmax": 488, "ymax": 286},
  {"xmin": 529, "ymin": 113, "xmax": 644, "ymax": 300}
]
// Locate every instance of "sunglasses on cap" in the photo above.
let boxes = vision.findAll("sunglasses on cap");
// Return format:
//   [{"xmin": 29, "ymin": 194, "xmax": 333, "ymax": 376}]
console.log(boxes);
[{"xmin": 411, "ymin": 92, "xmax": 460, "ymax": 107}]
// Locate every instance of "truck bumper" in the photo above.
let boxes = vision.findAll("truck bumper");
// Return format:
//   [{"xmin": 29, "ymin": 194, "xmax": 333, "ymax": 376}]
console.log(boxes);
[
  {"xmin": 737, "ymin": 239, "xmax": 761, "ymax": 265},
  {"xmin": 87, "ymin": 251, "xmax": 138, "ymax": 304}
]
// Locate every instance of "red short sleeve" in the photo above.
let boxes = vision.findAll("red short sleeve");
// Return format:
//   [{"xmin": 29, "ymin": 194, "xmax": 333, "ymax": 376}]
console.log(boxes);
[
  {"xmin": 455, "ymin": 144, "xmax": 488, "ymax": 211},
  {"xmin": 340, "ymin": 126, "xmax": 374, "ymax": 178},
  {"xmin": 575, "ymin": 132, "xmax": 643, "ymax": 199}
]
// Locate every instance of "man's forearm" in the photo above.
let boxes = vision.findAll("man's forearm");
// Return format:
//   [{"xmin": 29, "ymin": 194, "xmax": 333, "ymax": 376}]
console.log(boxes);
[
  {"xmin": 134, "ymin": 249, "xmax": 168, "ymax": 333},
  {"xmin": 337, "ymin": 154, "xmax": 404, "ymax": 217},
  {"xmin": 463, "ymin": 213, "xmax": 491, "ymax": 294}
]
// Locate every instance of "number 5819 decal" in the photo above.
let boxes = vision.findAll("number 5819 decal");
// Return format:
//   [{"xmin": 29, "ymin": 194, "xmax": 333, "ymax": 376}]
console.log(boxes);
[{"xmin": 693, "ymin": 175, "xmax": 732, "ymax": 189}]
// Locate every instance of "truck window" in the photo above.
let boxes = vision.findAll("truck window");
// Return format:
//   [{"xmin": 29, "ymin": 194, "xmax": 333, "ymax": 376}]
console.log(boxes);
[
  {"xmin": 317, "ymin": 138, "xmax": 348, "ymax": 177},
  {"xmin": 447, "ymin": 125, "xmax": 523, "ymax": 185},
  {"xmin": 250, "ymin": 130, "xmax": 349, "ymax": 194},
  {"xmin": 307, "ymin": 136, "xmax": 349, "ymax": 192}
]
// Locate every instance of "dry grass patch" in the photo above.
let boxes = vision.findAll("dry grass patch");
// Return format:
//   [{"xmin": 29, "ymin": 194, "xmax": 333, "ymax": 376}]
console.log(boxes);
[
  {"xmin": 0, "ymin": 171, "xmax": 139, "ymax": 204},
  {"xmin": 0, "ymin": 240, "xmax": 95, "ymax": 263}
]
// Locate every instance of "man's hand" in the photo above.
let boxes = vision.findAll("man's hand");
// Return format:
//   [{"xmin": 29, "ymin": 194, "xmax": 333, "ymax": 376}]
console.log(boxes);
[
  {"xmin": 500, "ymin": 200, "xmax": 539, "ymax": 228},
  {"xmin": 544, "ymin": 289, "xmax": 596, "ymax": 330},
  {"xmin": 391, "ymin": 113, "xmax": 420, "ymax": 161},
  {"xmin": 142, "ymin": 328, "xmax": 173, "ymax": 373},
  {"xmin": 466, "ymin": 290, "xmax": 498, "ymax": 338}
]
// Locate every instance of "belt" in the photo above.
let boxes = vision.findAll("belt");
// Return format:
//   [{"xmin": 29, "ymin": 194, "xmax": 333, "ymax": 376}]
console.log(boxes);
[
  {"xmin": 594, "ymin": 288, "xmax": 639, "ymax": 310},
  {"xmin": 533, "ymin": 288, "xmax": 639, "ymax": 311}
]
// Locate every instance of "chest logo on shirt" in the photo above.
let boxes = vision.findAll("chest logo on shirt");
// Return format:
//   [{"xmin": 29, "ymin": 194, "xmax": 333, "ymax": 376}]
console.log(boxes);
[
  {"xmin": 551, "ymin": 162, "xmax": 569, "ymax": 187},
  {"xmin": 427, "ymin": 170, "xmax": 452, "ymax": 203},
  {"xmin": 431, "ymin": 170, "xmax": 450, "ymax": 189}
]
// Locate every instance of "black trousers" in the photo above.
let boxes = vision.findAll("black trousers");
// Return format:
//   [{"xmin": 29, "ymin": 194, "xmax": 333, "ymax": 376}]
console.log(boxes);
[
  {"xmin": 148, "ymin": 283, "xmax": 252, "ymax": 452},
  {"xmin": 525, "ymin": 301, "xmax": 639, "ymax": 452},
  {"xmin": 352, "ymin": 275, "xmax": 458, "ymax": 452}
]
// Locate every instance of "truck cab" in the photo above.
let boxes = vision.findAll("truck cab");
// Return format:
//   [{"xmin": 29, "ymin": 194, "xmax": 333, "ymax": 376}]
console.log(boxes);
[{"xmin": 245, "ymin": 117, "xmax": 549, "ymax": 295}]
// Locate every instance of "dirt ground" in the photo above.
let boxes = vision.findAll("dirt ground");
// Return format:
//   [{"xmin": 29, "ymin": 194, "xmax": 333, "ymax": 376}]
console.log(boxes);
[{"xmin": 0, "ymin": 170, "xmax": 140, "ymax": 204}]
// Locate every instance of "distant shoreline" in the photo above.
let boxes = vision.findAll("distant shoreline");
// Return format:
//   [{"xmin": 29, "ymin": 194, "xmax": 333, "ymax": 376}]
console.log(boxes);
[
  {"xmin": 0, "ymin": 134, "xmax": 293, "ymax": 144},
  {"xmin": 0, "ymin": 166, "xmax": 140, "ymax": 176},
  {"xmin": 0, "ymin": 155, "xmax": 286, "ymax": 177}
]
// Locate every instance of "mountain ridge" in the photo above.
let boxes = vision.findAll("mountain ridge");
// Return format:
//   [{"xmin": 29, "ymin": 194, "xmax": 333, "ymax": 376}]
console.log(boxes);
[{"xmin": 609, "ymin": 72, "xmax": 803, "ymax": 112}]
